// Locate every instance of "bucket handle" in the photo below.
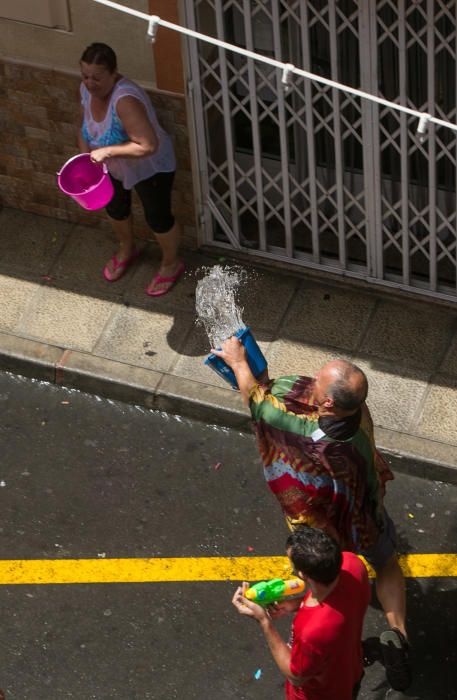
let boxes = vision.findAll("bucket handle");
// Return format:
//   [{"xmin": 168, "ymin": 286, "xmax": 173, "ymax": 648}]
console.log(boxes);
[{"xmin": 56, "ymin": 159, "xmax": 109, "ymax": 178}]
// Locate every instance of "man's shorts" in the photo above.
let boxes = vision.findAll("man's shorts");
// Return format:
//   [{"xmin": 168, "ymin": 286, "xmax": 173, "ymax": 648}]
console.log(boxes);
[{"xmin": 359, "ymin": 508, "xmax": 397, "ymax": 571}]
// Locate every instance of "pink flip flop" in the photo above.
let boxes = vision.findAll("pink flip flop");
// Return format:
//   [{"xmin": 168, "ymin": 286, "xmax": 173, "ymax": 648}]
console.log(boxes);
[
  {"xmin": 145, "ymin": 261, "xmax": 186, "ymax": 297},
  {"xmin": 103, "ymin": 248, "xmax": 140, "ymax": 282}
]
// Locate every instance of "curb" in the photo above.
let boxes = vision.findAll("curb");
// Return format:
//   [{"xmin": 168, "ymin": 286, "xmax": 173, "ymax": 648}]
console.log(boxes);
[{"xmin": 0, "ymin": 331, "xmax": 456, "ymax": 485}]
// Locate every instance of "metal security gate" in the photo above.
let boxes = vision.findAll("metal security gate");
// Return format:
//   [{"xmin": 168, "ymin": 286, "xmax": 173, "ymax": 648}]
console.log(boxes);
[{"xmin": 184, "ymin": 0, "xmax": 457, "ymax": 301}]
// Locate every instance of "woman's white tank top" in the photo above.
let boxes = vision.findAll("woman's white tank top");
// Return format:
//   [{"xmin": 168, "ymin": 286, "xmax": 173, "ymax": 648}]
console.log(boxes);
[{"xmin": 80, "ymin": 77, "xmax": 176, "ymax": 189}]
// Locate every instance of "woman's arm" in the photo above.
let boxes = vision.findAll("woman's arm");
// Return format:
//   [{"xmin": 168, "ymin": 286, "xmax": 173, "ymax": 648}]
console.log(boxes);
[{"xmin": 90, "ymin": 96, "xmax": 158, "ymax": 162}]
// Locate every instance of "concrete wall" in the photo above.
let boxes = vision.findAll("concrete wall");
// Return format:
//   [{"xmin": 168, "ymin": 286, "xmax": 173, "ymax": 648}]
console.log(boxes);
[{"xmin": 0, "ymin": 0, "xmax": 156, "ymax": 87}]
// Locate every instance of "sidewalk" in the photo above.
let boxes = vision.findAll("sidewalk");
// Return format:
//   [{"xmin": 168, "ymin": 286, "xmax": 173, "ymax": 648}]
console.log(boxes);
[{"xmin": 1, "ymin": 206, "xmax": 456, "ymax": 482}]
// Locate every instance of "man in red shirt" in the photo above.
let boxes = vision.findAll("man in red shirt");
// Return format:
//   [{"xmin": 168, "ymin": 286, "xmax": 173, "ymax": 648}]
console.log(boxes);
[{"xmin": 232, "ymin": 525, "xmax": 370, "ymax": 699}]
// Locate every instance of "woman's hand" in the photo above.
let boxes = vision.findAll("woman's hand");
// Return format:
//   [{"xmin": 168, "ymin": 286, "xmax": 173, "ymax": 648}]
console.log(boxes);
[{"xmin": 90, "ymin": 147, "xmax": 112, "ymax": 163}]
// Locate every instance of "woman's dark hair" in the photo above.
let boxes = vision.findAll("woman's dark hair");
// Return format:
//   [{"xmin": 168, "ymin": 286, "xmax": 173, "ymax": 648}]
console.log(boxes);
[
  {"xmin": 286, "ymin": 525, "xmax": 342, "ymax": 585},
  {"xmin": 80, "ymin": 43, "xmax": 117, "ymax": 72}
]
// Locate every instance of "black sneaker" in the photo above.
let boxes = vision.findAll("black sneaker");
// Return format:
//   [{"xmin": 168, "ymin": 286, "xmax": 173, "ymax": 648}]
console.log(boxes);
[
  {"xmin": 362, "ymin": 637, "xmax": 382, "ymax": 667},
  {"xmin": 380, "ymin": 628, "xmax": 412, "ymax": 691}
]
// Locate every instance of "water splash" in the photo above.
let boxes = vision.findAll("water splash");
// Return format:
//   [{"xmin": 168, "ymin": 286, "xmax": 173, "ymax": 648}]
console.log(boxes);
[{"xmin": 195, "ymin": 265, "xmax": 246, "ymax": 347}]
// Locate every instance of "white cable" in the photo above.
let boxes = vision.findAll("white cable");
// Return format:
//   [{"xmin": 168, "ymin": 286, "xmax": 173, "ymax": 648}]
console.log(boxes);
[{"xmin": 93, "ymin": 0, "xmax": 457, "ymax": 136}]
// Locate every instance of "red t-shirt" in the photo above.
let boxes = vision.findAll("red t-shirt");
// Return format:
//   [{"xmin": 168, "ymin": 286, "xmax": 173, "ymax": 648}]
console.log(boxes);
[{"xmin": 286, "ymin": 552, "xmax": 370, "ymax": 700}]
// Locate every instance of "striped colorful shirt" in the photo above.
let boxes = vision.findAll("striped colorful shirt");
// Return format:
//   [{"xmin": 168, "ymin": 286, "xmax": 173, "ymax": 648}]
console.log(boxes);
[{"xmin": 249, "ymin": 376, "xmax": 394, "ymax": 551}]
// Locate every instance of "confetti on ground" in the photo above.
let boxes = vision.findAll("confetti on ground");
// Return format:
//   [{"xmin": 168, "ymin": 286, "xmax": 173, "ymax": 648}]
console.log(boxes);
[
  {"xmin": 254, "ymin": 669, "xmax": 262, "ymax": 680},
  {"xmin": 213, "ymin": 462, "xmax": 222, "ymax": 470},
  {"xmin": 41, "ymin": 275, "xmax": 53, "ymax": 281},
  {"xmin": 408, "ymin": 513, "xmax": 414, "ymax": 519},
  {"xmin": 61, "ymin": 401, "xmax": 70, "ymax": 405},
  {"xmin": 247, "ymin": 546, "xmax": 254, "ymax": 552}
]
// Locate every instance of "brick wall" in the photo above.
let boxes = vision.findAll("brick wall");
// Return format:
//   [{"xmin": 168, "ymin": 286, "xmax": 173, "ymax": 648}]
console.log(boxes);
[{"xmin": 0, "ymin": 58, "xmax": 197, "ymax": 248}]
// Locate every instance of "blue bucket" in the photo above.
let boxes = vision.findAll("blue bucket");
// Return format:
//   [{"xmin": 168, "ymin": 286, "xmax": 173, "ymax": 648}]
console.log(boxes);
[{"xmin": 204, "ymin": 326, "xmax": 267, "ymax": 390}]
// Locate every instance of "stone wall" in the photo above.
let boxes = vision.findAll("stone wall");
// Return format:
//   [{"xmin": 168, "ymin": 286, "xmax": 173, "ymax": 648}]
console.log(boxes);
[{"xmin": 0, "ymin": 58, "xmax": 197, "ymax": 248}]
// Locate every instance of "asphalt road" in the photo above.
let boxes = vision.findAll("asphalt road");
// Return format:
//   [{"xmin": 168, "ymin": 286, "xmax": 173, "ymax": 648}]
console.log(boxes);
[{"xmin": 0, "ymin": 371, "xmax": 455, "ymax": 699}]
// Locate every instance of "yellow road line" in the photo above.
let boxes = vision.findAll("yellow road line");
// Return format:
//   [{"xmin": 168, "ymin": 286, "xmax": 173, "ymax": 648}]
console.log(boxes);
[{"xmin": 0, "ymin": 554, "xmax": 456, "ymax": 585}]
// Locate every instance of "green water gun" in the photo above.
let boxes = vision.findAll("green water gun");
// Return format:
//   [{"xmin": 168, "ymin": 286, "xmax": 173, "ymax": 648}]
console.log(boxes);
[{"xmin": 244, "ymin": 577, "xmax": 306, "ymax": 606}]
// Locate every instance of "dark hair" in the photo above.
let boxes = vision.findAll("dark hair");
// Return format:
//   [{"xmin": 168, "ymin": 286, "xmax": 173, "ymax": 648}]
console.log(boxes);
[
  {"xmin": 286, "ymin": 525, "xmax": 342, "ymax": 585},
  {"xmin": 80, "ymin": 43, "xmax": 117, "ymax": 73},
  {"xmin": 328, "ymin": 362, "xmax": 368, "ymax": 411}
]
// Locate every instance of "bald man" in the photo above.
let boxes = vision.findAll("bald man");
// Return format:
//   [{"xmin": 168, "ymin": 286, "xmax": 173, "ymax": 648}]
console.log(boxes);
[{"xmin": 213, "ymin": 340, "xmax": 411, "ymax": 692}]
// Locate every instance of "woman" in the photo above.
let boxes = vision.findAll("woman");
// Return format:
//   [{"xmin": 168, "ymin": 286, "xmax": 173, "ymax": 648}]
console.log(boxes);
[{"xmin": 78, "ymin": 42, "xmax": 184, "ymax": 296}]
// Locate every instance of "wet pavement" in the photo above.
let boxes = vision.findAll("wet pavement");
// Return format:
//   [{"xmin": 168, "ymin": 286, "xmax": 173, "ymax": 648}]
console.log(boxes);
[
  {"xmin": 0, "ymin": 370, "xmax": 456, "ymax": 699},
  {"xmin": 1, "ymin": 206, "xmax": 457, "ymax": 478}
]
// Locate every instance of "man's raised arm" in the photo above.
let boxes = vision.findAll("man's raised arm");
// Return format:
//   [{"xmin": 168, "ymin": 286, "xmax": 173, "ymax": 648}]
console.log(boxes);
[{"xmin": 211, "ymin": 336, "xmax": 258, "ymax": 404}]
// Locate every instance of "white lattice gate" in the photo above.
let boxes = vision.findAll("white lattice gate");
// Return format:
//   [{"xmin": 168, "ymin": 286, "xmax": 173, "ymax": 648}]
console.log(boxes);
[{"xmin": 184, "ymin": 0, "xmax": 457, "ymax": 301}]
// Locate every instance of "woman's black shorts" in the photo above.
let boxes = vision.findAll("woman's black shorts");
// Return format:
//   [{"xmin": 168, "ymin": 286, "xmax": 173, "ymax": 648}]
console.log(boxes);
[{"xmin": 106, "ymin": 171, "xmax": 175, "ymax": 234}]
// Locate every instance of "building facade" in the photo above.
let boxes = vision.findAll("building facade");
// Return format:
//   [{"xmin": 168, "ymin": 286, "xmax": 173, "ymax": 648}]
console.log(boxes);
[{"xmin": 1, "ymin": 1, "xmax": 457, "ymax": 301}]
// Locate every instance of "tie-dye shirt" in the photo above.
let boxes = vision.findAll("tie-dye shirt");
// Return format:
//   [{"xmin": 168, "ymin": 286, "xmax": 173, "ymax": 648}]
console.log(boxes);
[{"xmin": 249, "ymin": 376, "xmax": 393, "ymax": 551}]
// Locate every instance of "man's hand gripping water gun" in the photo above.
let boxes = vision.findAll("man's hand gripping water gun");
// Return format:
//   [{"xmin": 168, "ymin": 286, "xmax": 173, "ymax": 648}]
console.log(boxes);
[{"xmin": 232, "ymin": 578, "xmax": 306, "ymax": 622}]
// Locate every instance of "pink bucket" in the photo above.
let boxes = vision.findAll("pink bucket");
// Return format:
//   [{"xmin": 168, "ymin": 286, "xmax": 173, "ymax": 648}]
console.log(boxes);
[{"xmin": 57, "ymin": 153, "xmax": 114, "ymax": 211}]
